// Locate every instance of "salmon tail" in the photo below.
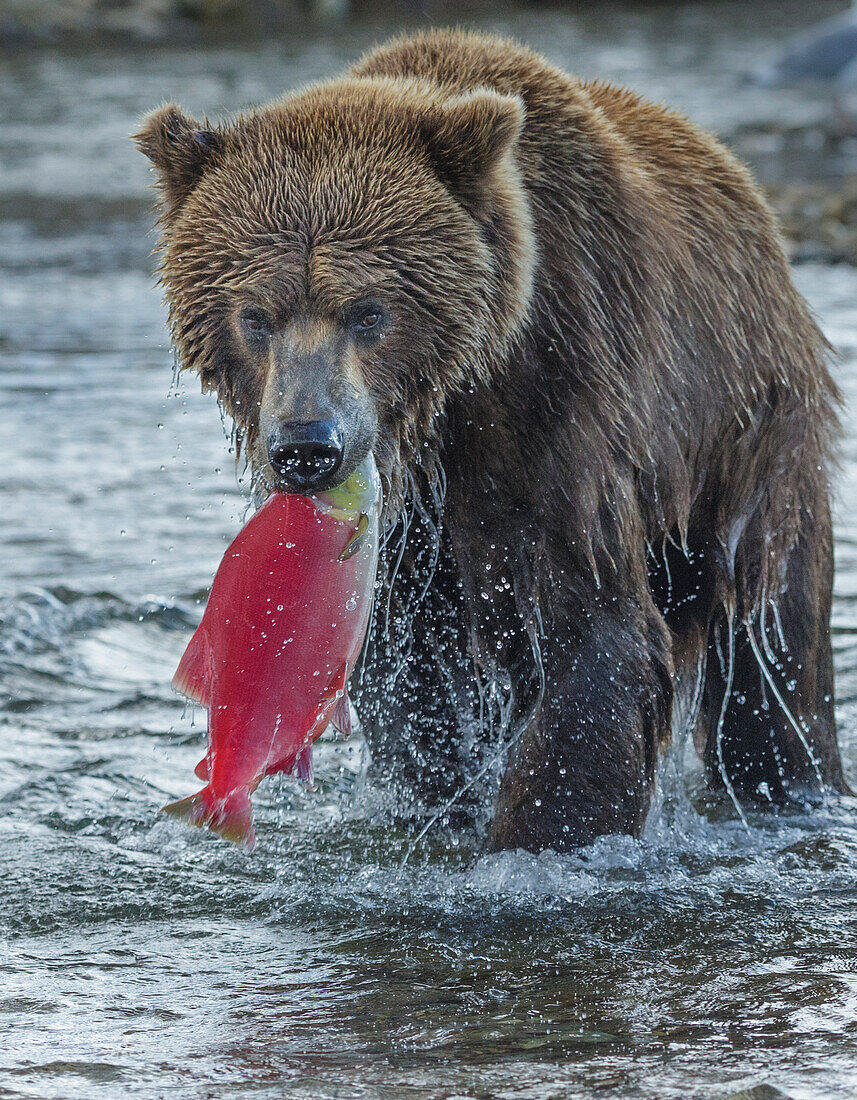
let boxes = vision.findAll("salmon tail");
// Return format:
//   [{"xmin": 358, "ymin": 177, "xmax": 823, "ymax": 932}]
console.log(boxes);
[
  {"xmin": 162, "ymin": 786, "xmax": 256, "ymax": 851},
  {"xmin": 172, "ymin": 626, "xmax": 212, "ymax": 706}
]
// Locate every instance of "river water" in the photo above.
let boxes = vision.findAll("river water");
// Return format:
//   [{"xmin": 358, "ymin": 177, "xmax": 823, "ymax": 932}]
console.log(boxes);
[{"xmin": 2, "ymin": 3, "xmax": 857, "ymax": 1098}]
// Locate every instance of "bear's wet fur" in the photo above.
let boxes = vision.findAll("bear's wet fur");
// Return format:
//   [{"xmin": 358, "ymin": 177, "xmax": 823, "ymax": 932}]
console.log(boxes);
[{"xmin": 136, "ymin": 29, "xmax": 849, "ymax": 851}]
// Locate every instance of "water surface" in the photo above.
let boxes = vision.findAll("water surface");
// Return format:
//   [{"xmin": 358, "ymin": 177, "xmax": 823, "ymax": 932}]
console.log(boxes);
[{"xmin": 2, "ymin": 4, "xmax": 857, "ymax": 1098}]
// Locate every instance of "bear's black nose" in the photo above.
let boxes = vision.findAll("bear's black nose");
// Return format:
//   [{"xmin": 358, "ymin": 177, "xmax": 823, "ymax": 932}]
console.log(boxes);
[{"xmin": 267, "ymin": 420, "xmax": 344, "ymax": 493}]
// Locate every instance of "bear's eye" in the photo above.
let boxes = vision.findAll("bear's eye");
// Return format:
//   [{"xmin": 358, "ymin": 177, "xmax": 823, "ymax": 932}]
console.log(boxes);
[
  {"xmin": 350, "ymin": 304, "xmax": 386, "ymax": 338},
  {"xmin": 240, "ymin": 309, "xmax": 271, "ymax": 341}
]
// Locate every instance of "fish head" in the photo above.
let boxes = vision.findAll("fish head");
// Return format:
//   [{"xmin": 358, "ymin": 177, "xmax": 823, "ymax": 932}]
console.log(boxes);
[{"xmin": 312, "ymin": 453, "xmax": 382, "ymax": 524}]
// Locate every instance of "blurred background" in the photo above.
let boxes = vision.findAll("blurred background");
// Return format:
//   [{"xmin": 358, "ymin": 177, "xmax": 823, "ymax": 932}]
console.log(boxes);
[{"xmin": 2, "ymin": 4, "xmax": 857, "ymax": 1100}]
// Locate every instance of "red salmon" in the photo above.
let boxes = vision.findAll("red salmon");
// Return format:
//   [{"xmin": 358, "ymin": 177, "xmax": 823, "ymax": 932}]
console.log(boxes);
[{"xmin": 163, "ymin": 456, "xmax": 381, "ymax": 849}]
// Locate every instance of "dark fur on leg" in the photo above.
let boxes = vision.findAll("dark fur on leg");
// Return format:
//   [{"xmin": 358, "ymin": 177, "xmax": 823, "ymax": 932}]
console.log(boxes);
[
  {"xmin": 699, "ymin": 493, "xmax": 848, "ymax": 805},
  {"xmin": 490, "ymin": 596, "xmax": 673, "ymax": 851}
]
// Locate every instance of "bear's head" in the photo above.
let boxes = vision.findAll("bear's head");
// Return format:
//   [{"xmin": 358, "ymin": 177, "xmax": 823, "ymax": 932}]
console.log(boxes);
[{"xmin": 135, "ymin": 78, "xmax": 535, "ymax": 504}]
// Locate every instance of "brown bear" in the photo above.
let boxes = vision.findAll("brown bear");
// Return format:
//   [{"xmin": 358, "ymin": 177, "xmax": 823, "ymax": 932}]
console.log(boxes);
[{"xmin": 135, "ymin": 28, "xmax": 849, "ymax": 852}]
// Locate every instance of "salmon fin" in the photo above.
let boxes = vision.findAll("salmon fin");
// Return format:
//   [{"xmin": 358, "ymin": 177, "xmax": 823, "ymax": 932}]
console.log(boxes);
[
  {"xmin": 314, "ymin": 663, "xmax": 348, "ymax": 725},
  {"xmin": 338, "ymin": 512, "xmax": 369, "ymax": 562},
  {"xmin": 194, "ymin": 757, "xmax": 209, "ymax": 781},
  {"xmin": 162, "ymin": 786, "xmax": 256, "ymax": 851},
  {"xmin": 172, "ymin": 626, "xmax": 212, "ymax": 706},
  {"xmin": 294, "ymin": 745, "xmax": 315, "ymax": 789},
  {"xmin": 332, "ymin": 690, "xmax": 352, "ymax": 739}
]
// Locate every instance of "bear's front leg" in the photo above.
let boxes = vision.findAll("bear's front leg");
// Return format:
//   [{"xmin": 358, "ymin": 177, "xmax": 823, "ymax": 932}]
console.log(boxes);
[{"xmin": 490, "ymin": 598, "xmax": 673, "ymax": 851}]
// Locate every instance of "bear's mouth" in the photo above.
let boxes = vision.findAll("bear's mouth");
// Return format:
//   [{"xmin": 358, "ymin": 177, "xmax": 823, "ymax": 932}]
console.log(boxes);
[{"xmin": 258, "ymin": 445, "xmax": 372, "ymax": 501}]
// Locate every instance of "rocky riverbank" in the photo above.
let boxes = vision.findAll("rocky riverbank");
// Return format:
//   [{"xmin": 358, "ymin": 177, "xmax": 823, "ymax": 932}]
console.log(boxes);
[
  {"xmin": 0, "ymin": 0, "xmax": 311, "ymax": 42},
  {"xmin": 766, "ymin": 178, "xmax": 857, "ymax": 265},
  {"xmin": 731, "ymin": 122, "xmax": 857, "ymax": 265},
  {"xmin": 0, "ymin": 0, "xmax": 496, "ymax": 43}
]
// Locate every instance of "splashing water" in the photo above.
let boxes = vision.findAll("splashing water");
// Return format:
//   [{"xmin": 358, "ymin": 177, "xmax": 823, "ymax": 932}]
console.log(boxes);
[
  {"xmin": 746, "ymin": 615, "xmax": 826, "ymax": 789},
  {"xmin": 715, "ymin": 604, "xmax": 751, "ymax": 830}
]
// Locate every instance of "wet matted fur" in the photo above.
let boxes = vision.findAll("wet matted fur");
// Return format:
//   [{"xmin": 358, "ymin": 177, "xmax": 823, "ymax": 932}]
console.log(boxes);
[{"xmin": 135, "ymin": 29, "xmax": 848, "ymax": 851}]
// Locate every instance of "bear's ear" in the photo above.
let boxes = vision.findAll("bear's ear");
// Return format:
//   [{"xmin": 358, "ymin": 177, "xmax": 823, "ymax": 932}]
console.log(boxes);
[
  {"xmin": 419, "ymin": 90, "xmax": 525, "ymax": 215},
  {"xmin": 133, "ymin": 104, "xmax": 222, "ymax": 214}
]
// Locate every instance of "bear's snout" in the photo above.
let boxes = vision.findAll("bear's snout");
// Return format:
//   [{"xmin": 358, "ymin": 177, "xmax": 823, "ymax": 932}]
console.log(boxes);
[{"xmin": 267, "ymin": 419, "xmax": 344, "ymax": 494}]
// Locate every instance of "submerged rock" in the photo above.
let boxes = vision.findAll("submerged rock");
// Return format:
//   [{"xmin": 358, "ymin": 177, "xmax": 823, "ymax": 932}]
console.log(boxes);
[{"xmin": 722, "ymin": 1085, "xmax": 795, "ymax": 1100}]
